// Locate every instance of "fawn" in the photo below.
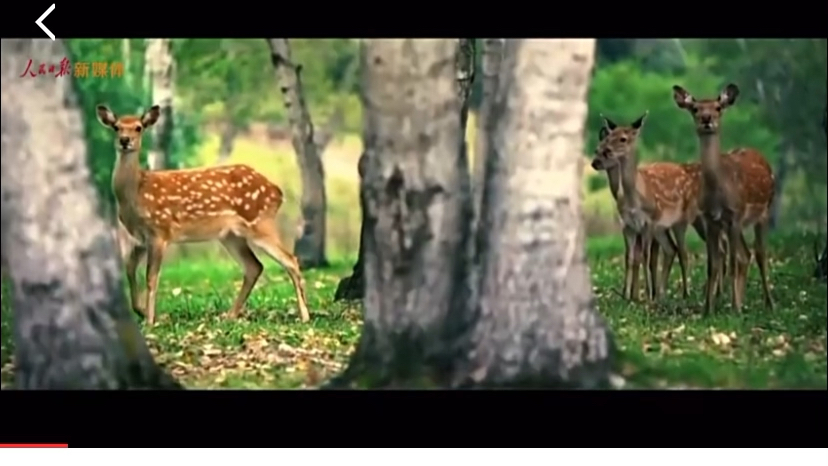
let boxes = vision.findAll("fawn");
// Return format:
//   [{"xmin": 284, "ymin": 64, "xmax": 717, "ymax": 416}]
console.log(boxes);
[
  {"xmin": 97, "ymin": 104, "xmax": 310, "ymax": 325},
  {"xmin": 672, "ymin": 84, "xmax": 775, "ymax": 313},
  {"xmin": 592, "ymin": 114, "xmax": 725, "ymax": 301}
]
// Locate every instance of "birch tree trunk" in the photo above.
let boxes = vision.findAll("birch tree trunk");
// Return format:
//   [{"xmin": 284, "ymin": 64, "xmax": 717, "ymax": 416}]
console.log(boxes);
[
  {"xmin": 330, "ymin": 39, "xmax": 470, "ymax": 387},
  {"xmin": 145, "ymin": 38, "xmax": 175, "ymax": 170},
  {"xmin": 0, "ymin": 38, "xmax": 181, "ymax": 389},
  {"xmin": 453, "ymin": 39, "xmax": 613, "ymax": 388},
  {"xmin": 333, "ymin": 40, "xmax": 477, "ymax": 304},
  {"xmin": 267, "ymin": 38, "xmax": 329, "ymax": 269}
]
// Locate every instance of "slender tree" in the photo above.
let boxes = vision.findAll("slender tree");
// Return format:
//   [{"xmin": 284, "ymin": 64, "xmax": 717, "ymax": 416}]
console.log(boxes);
[
  {"xmin": 0, "ymin": 38, "xmax": 180, "ymax": 389},
  {"xmin": 144, "ymin": 38, "xmax": 175, "ymax": 170},
  {"xmin": 267, "ymin": 38, "xmax": 329, "ymax": 269}
]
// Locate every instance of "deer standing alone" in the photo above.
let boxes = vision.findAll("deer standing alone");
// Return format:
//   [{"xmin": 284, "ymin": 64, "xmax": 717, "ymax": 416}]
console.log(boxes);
[
  {"xmin": 592, "ymin": 113, "xmax": 726, "ymax": 301},
  {"xmin": 672, "ymin": 84, "xmax": 775, "ymax": 313},
  {"xmin": 97, "ymin": 104, "xmax": 310, "ymax": 325}
]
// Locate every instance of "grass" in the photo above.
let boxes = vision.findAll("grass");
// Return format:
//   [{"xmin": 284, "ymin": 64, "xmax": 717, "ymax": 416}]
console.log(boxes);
[{"xmin": 1, "ymin": 231, "xmax": 825, "ymax": 389}]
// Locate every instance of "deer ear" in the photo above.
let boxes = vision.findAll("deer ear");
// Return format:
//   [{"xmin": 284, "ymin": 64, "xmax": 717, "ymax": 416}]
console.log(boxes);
[
  {"xmin": 600, "ymin": 114, "xmax": 617, "ymax": 131},
  {"xmin": 96, "ymin": 105, "xmax": 117, "ymax": 129},
  {"xmin": 599, "ymin": 126, "xmax": 609, "ymax": 140},
  {"xmin": 672, "ymin": 85, "xmax": 695, "ymax": 109},
  {"xmin": 141, "ymin": 105, "xmax": 162, "ymax": 127},
  {"xmin": 631, "ymin": 111, "xmax": 648, "ymax": 130},
  {"xmin": 719, "ymin": 83, "xmax": 739, "ymax": 108}
]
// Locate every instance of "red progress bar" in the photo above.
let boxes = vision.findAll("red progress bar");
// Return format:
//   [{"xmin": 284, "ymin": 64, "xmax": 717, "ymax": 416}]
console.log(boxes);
[{"xmin": 0, "ymin": 444, "xmax": 69, "ymax": 448}]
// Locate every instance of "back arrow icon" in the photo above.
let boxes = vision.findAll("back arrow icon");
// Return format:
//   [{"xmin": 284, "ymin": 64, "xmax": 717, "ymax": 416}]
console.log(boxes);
[{"xmin": 36, "ymin": 4, "xmax": 56, "ymax": 40}]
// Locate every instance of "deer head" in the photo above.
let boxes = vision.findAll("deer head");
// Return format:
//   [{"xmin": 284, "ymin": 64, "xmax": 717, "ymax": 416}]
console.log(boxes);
[
  {"xmin": 96, "ymin": 104, "xmax": 161, "ymax": 152},
  {"xmin": 591, "ymin": 112, "xmax": 647, "ymax": 171},
  {"xmin": 672, "ymin": 84, "xmax": 739, "ymax": 135}
]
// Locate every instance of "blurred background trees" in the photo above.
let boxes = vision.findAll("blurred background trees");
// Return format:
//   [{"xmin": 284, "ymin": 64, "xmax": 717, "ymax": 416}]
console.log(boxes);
[{"xmin": 66, "ymin": 38, "xmax": 827, "ymax": 262}]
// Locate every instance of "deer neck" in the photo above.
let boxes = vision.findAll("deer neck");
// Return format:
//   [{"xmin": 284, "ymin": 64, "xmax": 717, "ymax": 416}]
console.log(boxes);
[
  {"xmin": 111, "ymin": 149, "xmax": 143, "ymax": 211},
  {"xmin": 698, "ymin": 133, "xmax": 723, "ymax": 187},
  {"xmin": 618, "ymin": 150, "xmax": 640, "ymax": 208},
  {"xmin": 604, "ymin": 165, "xmax": 621, "ymax": 201}
]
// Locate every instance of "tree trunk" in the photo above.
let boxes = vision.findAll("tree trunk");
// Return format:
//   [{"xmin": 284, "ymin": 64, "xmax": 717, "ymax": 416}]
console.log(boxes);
[
  {"xmin": 216, "ymin": 121, "xmax": 239, "ymax": 164},
  {"xmin": 333, "ymin": 40, "xmax": 477, "ymax": 304},
  {"xmin": 333, "ymin": 153, "xmax": 368, "ymax": 301},
  {"xmin": 473, "ymin": 39, "xmax": 504, "ymax": 229},
  {"xmin": 145, "ymin": 38, "xmax": 175, "ymax": 170},
  {"xmin": 817, "ymin": 107, "xmax": 827, "ymax": 281},
  {"xmin": 267, "ymin": 38, "xmax": 329, "ymax": 269},
  {"xmin": 768, "ymin": 146, "xmax": 790, "ymax": 230},
  {"xmin": 330, "ymin": 39, "xmax": 470, "ymax": 387},
  {"xmin": 0, "ymin": 38, "xmax": 181, "ymax": 389},
  {"xmin": 452, "ymin": 39, "xmax": 613, "ymax": 388}
]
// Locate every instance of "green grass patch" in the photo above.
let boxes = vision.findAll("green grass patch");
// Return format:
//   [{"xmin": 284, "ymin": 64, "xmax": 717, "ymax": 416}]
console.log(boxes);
[{"xmin": 1, "ymin": 232, "xmax": 825, "ymax": 389}]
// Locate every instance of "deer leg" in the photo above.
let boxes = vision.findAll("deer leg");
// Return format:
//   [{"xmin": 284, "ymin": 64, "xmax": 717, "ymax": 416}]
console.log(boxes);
[
  {"xmin": 654, "ymin": 228, "xmax": 677, "ymax": 299},
  {"xmin": 704, "ymin": 221, "xmax": 723, "ymax": 314},
  {"xmin": 144, "ymin": 238, "xmax": 169, "ymax": 326},
  {"xmin": 734, "ymin": 231, "xmax": 752, "ymax": 311},
  {"xmin": 249, "ymin": 223, "xmax": 310, "ymax": 322},
  {"xmin": 220, "ymin": 235, "xmax": 263, "ymax": 318},
  {"xmin": 717, "ymin": 234, "xmax": 729, "ymax": 298},
  {"xmin": 728, "ymin": 224, "xmax": 748, "ymax": 312},
  {"xmin": 672, "ymin": 224, "xmax": 690, "ymax": 299},
  {"xmin": 622, "ymin": 227, "xmax": 637, "ymax": 301},
  {"xmin": 125, "ymin": 244, "xmax": 148, "ymax": 319},
  {"xmin": 648, "ymin": 238, "xmax": 660, "ymax": 299},
  {"xmin": 641, "ymin": 229, "xmax": 655, "ymax": 302},
  {"xmin": 753, "ymin": 221, "xmax": 774, "ymax": 309}
]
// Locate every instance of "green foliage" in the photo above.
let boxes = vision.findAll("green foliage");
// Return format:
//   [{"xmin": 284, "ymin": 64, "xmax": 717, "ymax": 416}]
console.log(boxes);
[
  {"xmin": 67, "ymin": 39, "xmax": 147, "ymax": 210},
  {"xmin": 587, "ymin": 174, "xmax": 608, "ymax": 193},
  {"xmin": 175, "ymin": 39, "xmax": 361, "ymax": 132},
  {"xmin": 67, "ymin": 39, "xmax": 203, "ymax": 209},
  {"xmin": 586, "ymin": 57, "xmax": 780, "ymax": 164}
]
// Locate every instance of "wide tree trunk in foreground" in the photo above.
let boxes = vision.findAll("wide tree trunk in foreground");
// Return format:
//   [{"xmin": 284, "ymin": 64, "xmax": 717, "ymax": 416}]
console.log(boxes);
[
  {"xmin": 455, "ymin": 39, "xmax": 613, "ymax": 388},
  {"xmin": 267, "ymin": 38, "xmax": 329, "ymax": 269},
  {"xmin": 333, "ymin": 39, "xmax": 476, "ymax": 303},
  {"xmin": 145, "ymin": 38, "xmax": 175, "ymax": 170},
  {"xmin": 331, "ymin": 39, "xmax": 470, "ymax": 386},
  {"xmin": 1, "ymin": 38, "xmax": 180, "ymax": 389}
]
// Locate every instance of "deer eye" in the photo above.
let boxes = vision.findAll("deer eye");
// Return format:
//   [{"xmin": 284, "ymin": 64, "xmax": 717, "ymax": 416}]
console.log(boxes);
[
  {"xmin": 714, "ymin": 105, "xmax": 722, "ymax": 112},
  {"xmin": 135, "ymin": 126, "xmax": 142, "ymax": 132},
  {"xmin": 691, "ymin": 107, "xmax": 699, "ymax": 114}
]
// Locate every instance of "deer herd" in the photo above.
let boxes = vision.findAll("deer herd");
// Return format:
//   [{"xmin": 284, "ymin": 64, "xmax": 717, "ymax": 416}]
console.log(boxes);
[
  {"xmin": 592, "ymin": 83, "xmax": 776, "ymax": 314},
  {"xmin": 95, "ymin": 81, "xmax": 810, "ymax": 327}
]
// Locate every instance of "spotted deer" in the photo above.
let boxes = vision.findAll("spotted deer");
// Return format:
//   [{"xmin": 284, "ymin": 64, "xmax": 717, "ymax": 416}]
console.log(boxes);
[
  {"xmin": 97, "ymin": 104, "xmax": 310, "ymax": 325},
  {"xmin": 672, "ymin": 84, "xmax": 775, "ymax": 313},
  {"xmin": 592, "ymin": 114, "xmax": 726, "ymax": 301}
]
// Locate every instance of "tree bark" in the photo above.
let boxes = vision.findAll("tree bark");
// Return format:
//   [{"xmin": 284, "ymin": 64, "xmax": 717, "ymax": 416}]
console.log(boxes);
[
  {"xmin": 330, "ymin": 39, "xmax": 470, "ymax": 387},
  {"xmin": 267, "ymin": 38, "xmax": 329, "ymax": 269},
  {"xmin": 452, "ymin": 39, "xmax": 613, "ymax": 388},
  {"xmin": 333, "ymin": 153, "xmax": 368, "ymax": 302},
  {"xmin": 0, "ymin": 38, "xmax": 181, "ymax": 389},
  {"xmin": 145, "ymin": 38, "xmax": 175, "ymax": 170},
  {"xmin": 333, "ymin": 40, "xmax": 477, "ymax": 304},
  {"xmin": 216, "ymin": 121, "xmax": 239, "ymax": 164},
  {"xmin": 473, "ymin": 39, "xmax": 504, "ymax": 230}
]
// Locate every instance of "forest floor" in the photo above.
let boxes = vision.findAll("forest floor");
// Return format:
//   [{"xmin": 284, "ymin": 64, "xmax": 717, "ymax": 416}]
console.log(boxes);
[{"xmin": 1, "ymin": 232, "xmax": 825, "ymax": 389}]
